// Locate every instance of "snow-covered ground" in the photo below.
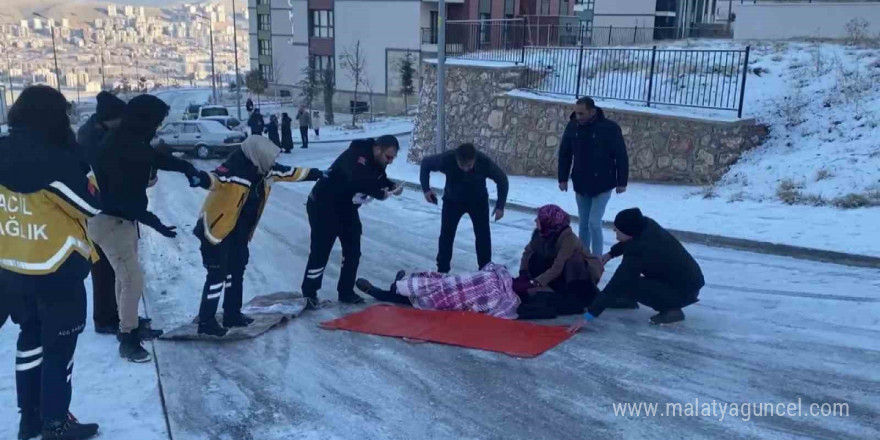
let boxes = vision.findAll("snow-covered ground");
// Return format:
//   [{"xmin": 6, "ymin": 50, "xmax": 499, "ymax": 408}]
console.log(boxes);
[{"xmin": 1, "ymin": 136, "xmax": 878, "ymax": 439}]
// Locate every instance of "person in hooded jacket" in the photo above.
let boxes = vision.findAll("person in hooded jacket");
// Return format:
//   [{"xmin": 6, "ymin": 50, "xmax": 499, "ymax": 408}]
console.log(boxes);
[
  {"xmin": 301, "ymin": 135, "xmax": 403, "ymax": 308},
  {"xmin": 76, "ymin": 91, "xmax": 127, "ymax": 335},
  {"xmin": 574, "ymin": 208, "xmax": 705, "ymax": 329},
  {"xmin": 280, "ymin": 112, "xmax": 293, "ymax": 153},
  {"xmin": 246, "ymin": 97, "xmax": 254, "ymax": 113},
  {"xmin": 558, "ymin": 96, "xmax": 629, "ymax": 257},
  {"xmin": 190, "ymin": 136, "xmax": 323, "ymax": 336},
  {"xmin": 88, "ymin": 94, "xmax": 203, "ymax": 363},
  {"xmin": 265, "ymin": 114, "xmax": 281, "ymax": 148},
  {"xmin": 247, "ymin": 108, "xmax": 265, "ymax": 136},
  {"xmin": 0, "ymin": 86, "xmax": 101, "ymax": 440}
]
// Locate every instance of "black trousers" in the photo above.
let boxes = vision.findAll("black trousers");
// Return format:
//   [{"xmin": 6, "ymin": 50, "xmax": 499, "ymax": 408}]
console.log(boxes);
[
  {"xmin": 299, "ymin": 127, "xmax": 309, "ymax": 148},
  {"xmin": 91, "ymin": 244, "xmax": 119, "ymax": 328},
  {"xmin": 631, "ymin": 277, "xmax": 699, "ymax": 312},
  {"xmin": 302, "ymin": 199, "xmax": 361, "ymax": 300},
  {"xmin": 7, "ymin": 273, "xmax": 85, "ymax": 426},
  {"xmin": 517, "ymin": 253, "xmax": 600, "ymax": 320},
  {"xmin": 437, "ymin": 199, "xmax": 491, "ymax": 273},
  {"xmin": 198, "ymin": 226, "xmax": 250, "ymax": 323}
]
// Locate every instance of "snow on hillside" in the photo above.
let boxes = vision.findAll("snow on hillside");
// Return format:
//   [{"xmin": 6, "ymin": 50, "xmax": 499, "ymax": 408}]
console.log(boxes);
[{"xmin": 512, "ymin": 39, "xmax": 880, "ymax": 207}]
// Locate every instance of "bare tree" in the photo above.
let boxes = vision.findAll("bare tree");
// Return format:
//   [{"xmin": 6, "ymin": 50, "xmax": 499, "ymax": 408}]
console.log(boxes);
[
  {"xmin": 296, "ymin": 63, "xmax": 322, "ymax": 112},
  {"xmin": 271, "ymin": 58, "xmax": 286, "ymax": 99},
  {"xmin": 322, "ymin": 66, "xmax": 335, "ymax": 125},
  {"xmin": 341, "ymin": 41, "xmax": 367, "ymax": 127},
  {"xmin": 362, "ymin": 74, "xmax": 376, "ymax": 123},
  {"xmin": 245, "ymin": 69, "xmax": 267, "ymax": 107}
]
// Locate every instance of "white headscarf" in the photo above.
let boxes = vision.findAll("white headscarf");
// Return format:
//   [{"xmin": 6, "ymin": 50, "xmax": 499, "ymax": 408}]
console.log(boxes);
[{"xmin": 241, "ymin": 135, "xmax": 280, "ymax": 175}]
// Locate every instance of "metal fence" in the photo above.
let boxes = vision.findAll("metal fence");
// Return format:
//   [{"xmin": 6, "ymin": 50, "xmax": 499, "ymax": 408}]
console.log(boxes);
[{"xmin": 521, "ymin": 46, "xmax": 751, "ymax": 116}]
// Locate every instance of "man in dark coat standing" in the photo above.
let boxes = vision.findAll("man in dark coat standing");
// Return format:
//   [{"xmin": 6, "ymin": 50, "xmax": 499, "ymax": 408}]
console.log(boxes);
[
  {"xmin": 420, "ymin": 143, "xmax": 509, "ymax": 273},
  {"xmin": 265, "ymin": 115, "xmax": 281, "ymax": 148},
  {"xmin": 558, "ymin": 96, "xmax": 629, "ymax": 257},
  {"xmin": 76, "ymin": 91, "xmax": 126, "ymax": 335},
  {"xmin": 577, "ymin": 208, "xmax": 704, "ymax": 327},
  {"xmin": 247, "ymin": 108, "xmax": 265, "ymax": 135},
  {"xmin": 281, "ymin": 113, "xmax": 294, "ymax": 153}
]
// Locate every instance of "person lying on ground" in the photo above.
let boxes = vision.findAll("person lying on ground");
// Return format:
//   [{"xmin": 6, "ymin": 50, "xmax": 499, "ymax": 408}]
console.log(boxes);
[
  {"xmin": 190, "ymin": 135, "xmax": 323, "ymax": 337},
  {"xmin": 356, "ymin": 263, "xmax": 522, "ymax": 319},
  {"xmin": 570, "ymin": 208, "xmax": 705, "ymax": 331},
  {"xmin": 513, "ymin": 204, "xmax": 605, "ymax": 320}
]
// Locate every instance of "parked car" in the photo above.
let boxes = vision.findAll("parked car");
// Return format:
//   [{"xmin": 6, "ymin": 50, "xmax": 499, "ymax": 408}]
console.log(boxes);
[
  {"xmin": 183, "ymin": 104, "xmax": 201, "ymax": 120},
  {"xmin": 198, "ymin": 105, "xmax": 229, "ymax": 118},
  {"xmin": 152, "ymin": 120, "xmax": 246, "ymax": 159},
  {"xmin": 201, "ymin": 115, "xmax": 245, "ymax": 133}
]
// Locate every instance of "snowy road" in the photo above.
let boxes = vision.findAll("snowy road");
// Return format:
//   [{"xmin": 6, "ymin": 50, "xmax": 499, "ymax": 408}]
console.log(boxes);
[{"xmin": 132, "ymin": 139, "xmax": 879, "ymax": 440}]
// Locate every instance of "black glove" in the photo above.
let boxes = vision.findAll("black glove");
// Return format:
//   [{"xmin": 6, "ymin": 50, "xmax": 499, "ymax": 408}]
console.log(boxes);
[
  {"xmin": 189, "ymin": 171, "xmax": 211, "ymax": 189},
  {"xmin": 140, "ymin": 212, "xmax": 177, "ymax": 238}
]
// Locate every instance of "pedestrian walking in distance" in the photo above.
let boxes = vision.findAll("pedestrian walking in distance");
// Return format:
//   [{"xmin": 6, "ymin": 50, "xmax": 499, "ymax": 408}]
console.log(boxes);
[
  {"xmin": 312, "ymin": 110, "xmax": 322, "ymax": 139},
  {"xmin": 296, "ymin": 105, "xmax": 311, "ymax": 149},
  {"xmin": 281, "ymin": 113, "xmax": 294, "ymax": 153},
  {"xmin": 0, "ymin": 85, "xmax": 102, "ymax": 440},
  {"xmin": 558, "ymin": 96, "xmax": 629, "ymax": 256},
  {"xmin": 247, "ymin": 108, "xmax": 265, "ymax": 136}
]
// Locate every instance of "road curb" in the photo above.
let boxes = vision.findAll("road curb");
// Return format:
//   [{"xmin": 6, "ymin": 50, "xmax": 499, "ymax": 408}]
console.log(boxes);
[
  {"xmin": 293, "ymin": 130, "xmax": 413, "ymax": 145},
  {"xmin": 399, "ymin": 181, "xmax": 880, "ymax": 269}
]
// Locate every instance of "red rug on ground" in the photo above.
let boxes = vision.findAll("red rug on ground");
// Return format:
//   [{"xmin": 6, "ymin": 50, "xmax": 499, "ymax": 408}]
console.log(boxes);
[{"xmin": 319, "ymin": 305, "xmax": 574, "ymax": 358}]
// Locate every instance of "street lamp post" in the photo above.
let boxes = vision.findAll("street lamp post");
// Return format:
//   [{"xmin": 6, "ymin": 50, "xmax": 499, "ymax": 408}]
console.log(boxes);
[
  {"xmin": 437, "ymin": 0, "xmax": 447, "ymax": 152},
  {"xmin": 231, "ymin": 0, "xmax": 242, "ymax": 120},
  {"xmin": 33, "ymin": 13, "xmax": 61, "ymax": 91},
  {"xmin": 196, "ymin": 13, "xmax": 218, "ymax": 104},
  {"xmin": 1, "ymin": 42, "xmax": 13, "ymax": 102}
]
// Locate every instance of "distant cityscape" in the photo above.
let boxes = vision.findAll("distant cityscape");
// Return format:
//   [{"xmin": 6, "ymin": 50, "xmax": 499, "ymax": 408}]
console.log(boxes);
[{"xmin": 0, "ymin": 2, "xmax": 249, "ymax": 102}]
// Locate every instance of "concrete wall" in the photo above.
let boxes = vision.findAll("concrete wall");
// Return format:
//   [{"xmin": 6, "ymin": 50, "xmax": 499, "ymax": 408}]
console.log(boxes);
[
  {"xmin": 412, "ymin": 61, "xmax": 768, "ymax": 184},
  {"xmin": 334, "ymin": 0, "xmax": 421, "ymax": 95},
  {"xmin": 592, "ymin": 0, "xmax": 657, "ymax": 28},
  {"xmin": 734, "ymin": 2, "xmax": 880, "ymax": 40}
]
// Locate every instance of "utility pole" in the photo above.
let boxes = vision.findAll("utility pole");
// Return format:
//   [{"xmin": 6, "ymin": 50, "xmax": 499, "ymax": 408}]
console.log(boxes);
[
  {"xmin": 196, "ymin": 14, "xmax": 218, "ymax": 104},
  {"xmin": 100, "ymin": 47, "xmax": 106, "ymax": 90},
  {"xmin": 232, "ymin": 0, "xmax": 242, "ymax": 119},
  {"xmin": 34, "ymin": 13, "xmax": 61, "ymax": 91},
  {"xmin": 1, "ymin": 42, "xmax": 13, "ymax": 102},
  {"xmin": 437, "ymin": 0, "xmax": 447, "ymax": 153}
]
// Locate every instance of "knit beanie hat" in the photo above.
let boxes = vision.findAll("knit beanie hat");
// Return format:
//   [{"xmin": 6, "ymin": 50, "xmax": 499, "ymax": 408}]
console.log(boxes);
[
  {"xmin": 95, "ymin": 91, "xmax": 126, "ymax": 122},
  {"xmin": 614, "ymin": 208, "xmax": 646, "ymax": 237}
]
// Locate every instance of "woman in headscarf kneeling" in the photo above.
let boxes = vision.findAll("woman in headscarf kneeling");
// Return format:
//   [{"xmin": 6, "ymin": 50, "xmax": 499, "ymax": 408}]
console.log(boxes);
[{"xmin": 513, "ymin": 204, "xmax": 603, "ymax": 319}]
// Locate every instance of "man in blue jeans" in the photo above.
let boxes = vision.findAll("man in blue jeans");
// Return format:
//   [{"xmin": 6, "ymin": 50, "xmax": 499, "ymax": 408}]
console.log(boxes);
[{"xmin": 557, "ymin": 96, "xmax": 629, "ymax": 256}]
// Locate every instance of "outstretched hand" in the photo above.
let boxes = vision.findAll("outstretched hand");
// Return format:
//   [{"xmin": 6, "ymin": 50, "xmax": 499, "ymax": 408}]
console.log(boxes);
[
  {"xmin": 155, "ymin": 224, "xmax": 177, "ymax": 238},
  {"xmin": 493, "ymin": 208, "xmax": 505, "ymax": 222},
  {"xmin": 567, "ymin": 319, "xmax": 587, "ymax": 334},
  {"xmin": 424, "ymin": 190, "xmax": 439, "ymax": 205}
]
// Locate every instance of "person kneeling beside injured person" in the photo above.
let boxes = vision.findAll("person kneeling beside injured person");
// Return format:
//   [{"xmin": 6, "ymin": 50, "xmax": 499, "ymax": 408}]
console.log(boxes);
[
  {"xmin": 573, "ymin": 208, "xmax": 705, "ymax": 330},
  {"xmin": 191, "ymin": 136, "xmax": 323, "ymax": 336},
  {"xmin": 513, "ymin": 204, "xmax": 605, "ymax": 319}
]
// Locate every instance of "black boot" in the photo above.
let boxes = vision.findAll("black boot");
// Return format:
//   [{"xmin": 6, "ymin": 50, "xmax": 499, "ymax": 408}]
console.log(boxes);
[
  {"xmin": 650, "ymin": 309, "xmax": 685, "ymax": 325},
  {"xmin": 18, "ymin": 407, "xmax": 41, "ymax": 440},
  {"xmin": 338, "ymin": 291, "xmax": 365, "ymax": 304},
  {"xmin": 223, "ymin": 312, "xmax": 254, "ymax": 328},
  {"xmin": 42, "ymin": 418, "xmax": 99, "ymax": 440},
  {"xmin": 118, "ymin": 332, "xmax": 152, "ymax": 363},
  {"xmin": 197, "ymin": 319, "xmax": 228, "ymax": 337},
  {"xmin": 355, "ymin": 279, "xmax": 374, "ymax": 294},
  {"xmin": 136, "ymin": 317, "xmax": 163, "ymax": 340},
  {"xmin": 93, "ymin": 322, "xmax": 119, "ymax": 335}
]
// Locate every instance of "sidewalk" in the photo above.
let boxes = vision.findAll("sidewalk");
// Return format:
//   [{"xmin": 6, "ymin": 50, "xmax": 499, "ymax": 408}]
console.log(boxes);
[{"xmin": 387, "ymin": 143, "xmax": 880, "ymax": 268}]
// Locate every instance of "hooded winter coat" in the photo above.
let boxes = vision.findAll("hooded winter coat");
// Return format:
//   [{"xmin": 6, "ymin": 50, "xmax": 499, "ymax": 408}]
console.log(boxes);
[
  {"xmin": 195, "ymin": 136, "xmax": 322, "ymax": 244},
  {"xmin": 281, "ymin": 114, "xmax": 293, "ymax": 150},
  {"xmin": 0, "ymin": 129, "xmax": 102, "ymax": 278},
  {"xmin": 247, "ymin": 111, "xmax": 265, "ymax": 135},
  {"xmin": 558, "ymin": 108, "xmax": 629, "ymax": 197},
  {"xmin": 94, "ymin": 95, "xmax": 196, "ymax": 231},
  {"xmin": 265, "ymin": 117, "xmax": 281, "ymax": 147}
]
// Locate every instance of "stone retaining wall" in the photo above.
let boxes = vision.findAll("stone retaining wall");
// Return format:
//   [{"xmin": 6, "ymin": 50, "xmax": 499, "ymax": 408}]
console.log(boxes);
[{"xmin": 412, "ymin": 61, "xmax": 768, "ymax": 184}]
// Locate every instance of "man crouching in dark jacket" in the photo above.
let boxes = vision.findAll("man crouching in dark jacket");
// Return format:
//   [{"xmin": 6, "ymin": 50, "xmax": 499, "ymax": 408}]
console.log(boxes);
[{"xmin": 573, "ymin": 208, "xmax": 704, "ymax": 329}]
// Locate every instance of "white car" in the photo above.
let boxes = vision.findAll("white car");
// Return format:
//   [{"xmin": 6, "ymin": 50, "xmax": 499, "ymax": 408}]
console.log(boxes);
[{"xmin": 153, "ymin": 120, "xmax": 246, "ymax": 159}]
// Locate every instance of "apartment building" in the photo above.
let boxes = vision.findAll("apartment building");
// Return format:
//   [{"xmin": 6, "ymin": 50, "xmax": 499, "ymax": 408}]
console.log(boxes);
[
  {"xmin": 249, "ymin": 0, "xmax": 574, "ymax": 114},
  {"xmin": 591, "ymin": 0, "xmax": 719, "ymax": 31}
]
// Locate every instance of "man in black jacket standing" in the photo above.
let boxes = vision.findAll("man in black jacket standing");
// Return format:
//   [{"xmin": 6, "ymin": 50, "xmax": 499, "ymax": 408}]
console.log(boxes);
[
  {"xmin": 558, "ymin": 97, "xmax": 629, "ymax": 257},
  {"xmin": 420, "ymin": 143, "xmax": 509, "ymax": 273},
  {"xmin": 88, "ymin": 94, "xmax": 202, "ymax": 363},
  {"xmin": 578, "ymin": 208, "xmax": 704, "ymax": 327},
  {"xmin": 76, "ymin": 91, "xmax": 126, "ymax": 335},
  {"xmin": 301, "ymin": 135, "xmax": 402, "ymax": 308}
]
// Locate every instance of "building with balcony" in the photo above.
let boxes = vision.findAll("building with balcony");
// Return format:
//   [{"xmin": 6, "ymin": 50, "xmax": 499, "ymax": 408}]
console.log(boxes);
[{"xmin": 249, "ymin": 0, "xmax": 574, "ymax": 114}]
